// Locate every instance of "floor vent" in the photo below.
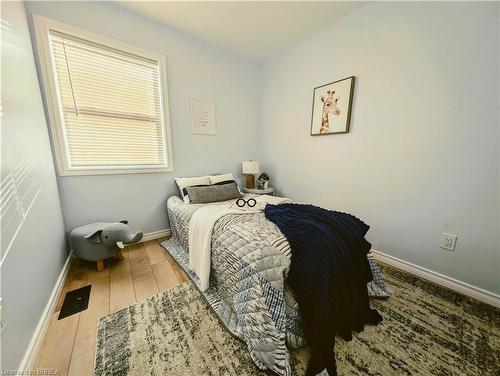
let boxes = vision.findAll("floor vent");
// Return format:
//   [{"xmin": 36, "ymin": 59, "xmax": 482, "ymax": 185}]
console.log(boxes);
[{"xmin": 58, "ymin": 285, "xmax": 91, "ymax": 320}]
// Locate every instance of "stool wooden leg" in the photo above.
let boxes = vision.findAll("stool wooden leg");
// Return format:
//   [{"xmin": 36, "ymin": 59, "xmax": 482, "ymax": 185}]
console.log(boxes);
[
  {"xmin": 96, "ymin": 260, "xmax": 105, "ymax": 272},
  {"xmin": 116, "ymin": 250, "xmax": 124, "ymax": 261}
]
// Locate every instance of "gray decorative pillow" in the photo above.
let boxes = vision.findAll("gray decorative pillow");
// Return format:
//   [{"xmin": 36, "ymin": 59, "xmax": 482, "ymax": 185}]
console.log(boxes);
[{"xmin": 185, "ymin": 182, "xmax": 242, "ymax": 204}]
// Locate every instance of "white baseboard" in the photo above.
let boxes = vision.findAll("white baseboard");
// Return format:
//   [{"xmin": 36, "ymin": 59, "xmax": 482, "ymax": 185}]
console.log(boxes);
[
  {"xmin": 371, "ymin": 249, "xmax": 500, "ymax": 308},
  {"xmin": 139, "ymin": 229, "xmax": 171, "ymax": 243},
  {"xmin": 18, "ymin": 252, "xmax": 73, "ymax": 371}
]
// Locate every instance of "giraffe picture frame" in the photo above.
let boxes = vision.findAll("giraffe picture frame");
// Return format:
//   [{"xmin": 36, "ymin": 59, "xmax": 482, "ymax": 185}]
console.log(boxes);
[{"xmin": 310, "ymin": 76, "xmax": 355, "ymax": 136}]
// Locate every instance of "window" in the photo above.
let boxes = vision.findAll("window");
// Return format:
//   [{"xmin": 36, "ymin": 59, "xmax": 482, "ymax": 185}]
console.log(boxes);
[{"xmin": 33, "ymin": 16, "xmax": 173, "ymax": 175}]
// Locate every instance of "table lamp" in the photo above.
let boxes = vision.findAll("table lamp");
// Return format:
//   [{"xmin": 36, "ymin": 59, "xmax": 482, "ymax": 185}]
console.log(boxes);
[{"xmin": 242, "ymin": 160, "xmax": 260, "ymax": 189}]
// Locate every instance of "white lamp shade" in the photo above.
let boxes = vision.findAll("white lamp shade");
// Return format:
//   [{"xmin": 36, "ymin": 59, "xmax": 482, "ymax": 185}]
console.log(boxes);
[{"xmin": 242, "ymin": 160, "xmax": 260, "ymax": 174}]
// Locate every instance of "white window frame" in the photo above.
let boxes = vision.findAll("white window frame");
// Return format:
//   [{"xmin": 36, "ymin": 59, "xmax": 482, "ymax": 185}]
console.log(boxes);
[{"xmin": 32, "ymin": 15, "xmax": 174, "ymax": 176}]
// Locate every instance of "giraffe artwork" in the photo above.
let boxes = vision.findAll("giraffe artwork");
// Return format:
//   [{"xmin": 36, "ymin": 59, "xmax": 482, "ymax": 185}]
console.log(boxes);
[
  {"xmin": 319, "ymin": 90, "xmax": 341, "ymax": 134},
  {"xmin": 311, "ymin": 76, "xmax": 355, "ymax": 135}
]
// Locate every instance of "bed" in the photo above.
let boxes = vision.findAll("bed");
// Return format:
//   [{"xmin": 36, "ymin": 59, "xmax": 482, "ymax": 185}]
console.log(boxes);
[{"xmin": 162, "ymin": 194, "xmax": 388, "ymax": 376}]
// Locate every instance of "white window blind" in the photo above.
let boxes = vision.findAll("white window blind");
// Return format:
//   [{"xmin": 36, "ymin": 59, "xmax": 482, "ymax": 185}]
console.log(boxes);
[{"xmin": 45, "ymin": 28, "xmax": 171, "ymax": 173}]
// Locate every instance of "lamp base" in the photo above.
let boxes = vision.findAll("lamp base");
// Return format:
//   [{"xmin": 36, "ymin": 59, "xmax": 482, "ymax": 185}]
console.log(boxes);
[{"xmin": 246, "ymin": 174, "xmax": 255, "ymax": 189}]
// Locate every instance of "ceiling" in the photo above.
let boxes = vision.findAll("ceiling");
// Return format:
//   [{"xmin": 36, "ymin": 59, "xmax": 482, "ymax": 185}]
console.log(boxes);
[{"xmin": 118, "ymin": 1, "xmax": 365, "ymax": 62}]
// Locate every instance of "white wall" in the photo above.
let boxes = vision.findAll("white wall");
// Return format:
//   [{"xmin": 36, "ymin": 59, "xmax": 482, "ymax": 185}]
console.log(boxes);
[
  {"xmin": 25, "ymin": 1, "xmax": 260, "ymax": 234},
  {"xmin": 259, "ymin": 2, "xmax": 500, "ymax": 294},
  {"xmin": 1, "ymin": 1, "xmax": 68, "ymax": 369}
]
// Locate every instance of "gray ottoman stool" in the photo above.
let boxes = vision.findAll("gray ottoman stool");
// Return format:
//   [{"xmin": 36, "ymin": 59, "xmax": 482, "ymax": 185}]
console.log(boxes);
[{"xmin": 70, "ymin": 220, "xmax": 143, "ymax": 271}]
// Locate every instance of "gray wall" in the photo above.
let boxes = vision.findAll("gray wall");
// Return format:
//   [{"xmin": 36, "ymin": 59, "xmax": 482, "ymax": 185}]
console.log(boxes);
[
  {"xmin": 25, "ymin": 1, "xmax": 260, "ymax": 234},
  {"xmin": 259, "ymin": 2, "xmax": 500, "ymax": 294},
  {"xmin": 1, "ymin": 1, "xmax": 68, "ymax": 369}
]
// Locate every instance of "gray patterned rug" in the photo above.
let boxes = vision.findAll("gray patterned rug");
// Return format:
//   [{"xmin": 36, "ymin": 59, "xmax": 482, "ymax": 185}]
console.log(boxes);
[{"xmin": 94, "ymin": 265, "xmax": 500, "ymax": 375}]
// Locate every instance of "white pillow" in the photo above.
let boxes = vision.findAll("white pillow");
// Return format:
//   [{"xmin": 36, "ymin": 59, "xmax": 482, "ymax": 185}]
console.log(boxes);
[
  {"xmin": 209, "ymin": 173, "xmax": 234, "ymax": 185},
  {"xmin": 175, "ymin": 176, "xmax": 211, "ymax": 201},
  {"xmin": 209, "ymin": 173, "xmax": 243, "ymax": 194}
]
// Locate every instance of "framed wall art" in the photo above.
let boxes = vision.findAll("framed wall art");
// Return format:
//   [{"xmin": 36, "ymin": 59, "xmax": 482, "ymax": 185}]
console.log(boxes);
[
  {"xmin": 310, "ymin": 76, "xmax": 355, "ymax": 135},
  {"xmin": 191, "ymin": 97, "xmax": 216, "ymax": 135}
]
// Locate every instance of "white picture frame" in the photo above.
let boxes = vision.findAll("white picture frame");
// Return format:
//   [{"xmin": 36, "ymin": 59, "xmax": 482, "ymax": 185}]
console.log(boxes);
[{"xmin": 191, "ymin": 97, "xmax": 216, "ymax": 135}]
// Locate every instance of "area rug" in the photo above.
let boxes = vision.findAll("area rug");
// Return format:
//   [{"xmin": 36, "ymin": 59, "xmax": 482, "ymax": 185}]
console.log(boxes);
[{"xmin": 94, "ymin": 265, "xmax": 500, "ymax": 375}]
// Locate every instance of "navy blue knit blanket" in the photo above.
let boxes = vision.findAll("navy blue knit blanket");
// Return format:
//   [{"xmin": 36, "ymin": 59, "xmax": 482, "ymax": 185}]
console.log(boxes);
[{"xmin": 264, "ymin": 203, "xmax": 382, "ymax": 376}]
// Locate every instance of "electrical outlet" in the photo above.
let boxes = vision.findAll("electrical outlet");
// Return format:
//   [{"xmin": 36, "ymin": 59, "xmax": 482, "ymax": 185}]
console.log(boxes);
[{"xmin": 440, "ymin": 233, "xmax": 457, "ymax": 251}]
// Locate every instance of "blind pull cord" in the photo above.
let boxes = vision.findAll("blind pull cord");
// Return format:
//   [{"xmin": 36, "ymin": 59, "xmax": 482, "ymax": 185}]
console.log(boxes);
[{"xmin": 62, "ymin": 40, "xmax": 79, "ymax": 118}]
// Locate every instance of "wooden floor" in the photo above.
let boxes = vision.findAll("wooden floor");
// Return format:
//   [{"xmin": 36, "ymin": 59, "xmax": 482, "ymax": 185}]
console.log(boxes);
[{"xmin": 34, "ymin": 238, "xmax": 187, "ymax": 376}]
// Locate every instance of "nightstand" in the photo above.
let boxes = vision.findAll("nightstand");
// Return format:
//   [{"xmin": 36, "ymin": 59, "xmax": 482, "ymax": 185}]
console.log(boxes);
[{"xmin": 243, "ymin": 187, "xmax": 275, "ymax": 196}]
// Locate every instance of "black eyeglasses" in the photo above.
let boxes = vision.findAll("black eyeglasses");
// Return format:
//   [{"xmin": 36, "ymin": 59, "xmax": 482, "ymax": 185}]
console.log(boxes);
[{"xmin": 236, "ymin": 198, "xmax": 257, "ymax": 207}]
